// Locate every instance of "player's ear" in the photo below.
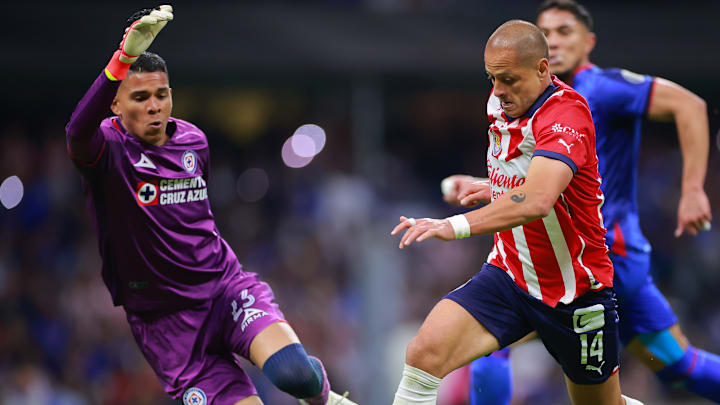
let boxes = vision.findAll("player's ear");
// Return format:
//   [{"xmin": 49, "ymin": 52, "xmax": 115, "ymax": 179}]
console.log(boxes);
[
  {"xmin": 585, "ymin": 32, "xmax": 597, "ymax": 55},
  {"xmin": 110, "ymin": 97, "xmax": 121, "ymax": 117},
  {"xmin": 537, "ymin": 58, "xmax": 549, "ymax": 78}
]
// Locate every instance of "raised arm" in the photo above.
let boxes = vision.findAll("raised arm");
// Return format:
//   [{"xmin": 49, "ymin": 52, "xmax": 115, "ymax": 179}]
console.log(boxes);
[
  {"xmin": 647, "ymin": 78, "xmax": 711, "ymax": 236},
  {"xmin": 65, "ymin": 5, "xmax": 173, "ymax": 164}
]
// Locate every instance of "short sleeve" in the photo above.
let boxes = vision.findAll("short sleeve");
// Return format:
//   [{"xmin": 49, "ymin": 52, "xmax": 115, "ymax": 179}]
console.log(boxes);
[
  {"xmin": 532, "ymin": 99, "xmax": 594, "ymax": 174},
  {"xmin": 601, "ymin": 68, "xmax": 654, "ymax": 116}
]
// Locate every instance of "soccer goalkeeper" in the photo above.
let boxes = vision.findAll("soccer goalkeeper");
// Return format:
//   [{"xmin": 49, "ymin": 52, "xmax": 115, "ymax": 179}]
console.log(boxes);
[{"xmin": 65, "ymin": 6, "xmax": 356, "ymax": 405}]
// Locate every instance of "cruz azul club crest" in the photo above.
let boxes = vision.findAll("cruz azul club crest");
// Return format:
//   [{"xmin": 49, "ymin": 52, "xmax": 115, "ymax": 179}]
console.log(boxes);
[
  {"xmin": 183, "ymin": 387, "xmax": 207, "ymax": 405},
  {"xmin": 182, "ymin": 150, "xmax": 197, "ymax": 174},
  {"xmin": 490, "ymin": 128, "xmax": 502, "ymax": 157}
]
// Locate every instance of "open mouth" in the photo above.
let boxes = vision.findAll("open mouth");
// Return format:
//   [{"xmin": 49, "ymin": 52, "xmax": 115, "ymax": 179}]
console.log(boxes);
[
  {"xmin": 501, "ymin": 101, "xmax": 514, "ymax": 110},
  {"xmin": 549, "ymin": 55, "xmax": 564, "ymax": 65},
  {"xmin": 149, "ymin": 121, "xmax": 162, "ymax": 129}
]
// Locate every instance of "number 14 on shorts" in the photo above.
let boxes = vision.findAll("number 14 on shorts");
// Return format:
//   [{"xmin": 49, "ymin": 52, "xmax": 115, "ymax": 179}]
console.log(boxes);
[{"xmin": 573, "ymin": 304, "xmax": 606, "ymax": 374}]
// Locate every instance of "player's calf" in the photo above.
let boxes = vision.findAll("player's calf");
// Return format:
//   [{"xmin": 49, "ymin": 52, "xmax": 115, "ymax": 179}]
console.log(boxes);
[
  {"xmin": 628, "ymin": 326, "xmax": 720, "ymax": 402},
  {"xmin": 655, "ymin": 343, "xmax": 720, "ymax": 402}
]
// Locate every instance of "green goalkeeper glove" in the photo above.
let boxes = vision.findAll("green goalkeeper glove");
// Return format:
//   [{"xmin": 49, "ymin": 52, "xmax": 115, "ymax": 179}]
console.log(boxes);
[{"xmin": 105, "ymin": 5, "xmax": 173, "ymax": 81}]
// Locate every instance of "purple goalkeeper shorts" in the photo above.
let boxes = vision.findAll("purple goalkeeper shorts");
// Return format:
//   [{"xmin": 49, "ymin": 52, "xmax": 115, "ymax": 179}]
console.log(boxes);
[{"xmin": 126, "ymin": 268, "xmax": 286, "ymax": 404}]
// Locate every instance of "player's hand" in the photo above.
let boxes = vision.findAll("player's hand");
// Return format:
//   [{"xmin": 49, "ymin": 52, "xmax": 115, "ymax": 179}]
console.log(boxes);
[
  {"xmin": 391, "ymin": 216, "xmax": 455, "ymax": 249},
  {"xmin": 457, "ymin": 178, "xmax": 491, "ymax": 208},
  {"xmin": 118, "ymin": 5, "xmax": 174, "ymax": 64},
  {"xmin": 105, "ymin": 5, "xmax": 173, "ymax": 81},
  {"xmin": 442, "ymin": 175, "xmax": 489, "ymax": 206},
  {"xmin": 675, "ymin": 189, "xmax": 712, "ymax": 237}
]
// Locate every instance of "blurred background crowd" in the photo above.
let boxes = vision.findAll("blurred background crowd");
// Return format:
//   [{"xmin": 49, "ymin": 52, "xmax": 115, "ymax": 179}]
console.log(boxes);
[{"xmin": 2, "ymin": 1, "xmax": 720, "ymax": 404}]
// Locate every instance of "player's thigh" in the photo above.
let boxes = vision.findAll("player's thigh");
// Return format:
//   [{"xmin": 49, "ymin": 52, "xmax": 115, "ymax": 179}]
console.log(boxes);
[
  {"xmin": 565, "ymin": 373, "xmax": 622, "ymax": 405},
  {"xmin": 173, "ymin": 355, "xmax": 259, "ymax": 405},
  {"xmin": 532, "ymin": 287, "xmax": 621, "ymax": 387},
  {"xmin": 406, "ymin": 298, "xmax": 501, "ymax": 378},
  {"xmin": 626, "ymin": 324, "xmax": 688, "ymax": 371},
  {"xmin": 216, "ymin": 270, "xmax": 291, "ymax": 364},
  {"xmin": 233, "ymin": 395, "xmax": 263, "ymax": 405},
  {"xmin": 248, "ymin": 321, "xmax": 300, "ymax": 368}
]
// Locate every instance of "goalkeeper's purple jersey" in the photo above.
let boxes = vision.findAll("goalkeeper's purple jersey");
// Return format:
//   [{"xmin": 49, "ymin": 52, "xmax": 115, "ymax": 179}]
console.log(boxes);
[{"xmin": 66, "ymin": 72, "xmax": 237, "ymax": 312}]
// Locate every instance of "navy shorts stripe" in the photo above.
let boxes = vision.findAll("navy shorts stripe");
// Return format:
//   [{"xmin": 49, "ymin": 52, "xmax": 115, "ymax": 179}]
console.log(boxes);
[{"xmin": 446, "ymin": 263, "xmax": 620, "ymax": 384}]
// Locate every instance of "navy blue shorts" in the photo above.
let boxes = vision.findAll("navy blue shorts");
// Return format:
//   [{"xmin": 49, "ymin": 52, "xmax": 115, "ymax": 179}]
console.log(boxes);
[
  {"xmin": 611, "ymin": 251, "xmax": 678, "ymax": 344},
  {"xmin": 446, "ymin": 263, "xmax": 620, "ymax": 385}
]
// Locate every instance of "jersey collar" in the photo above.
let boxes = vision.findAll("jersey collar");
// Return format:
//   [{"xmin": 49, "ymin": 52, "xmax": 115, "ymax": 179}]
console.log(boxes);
[
  {"xmin": 112, "ymin": 118, "xmax": 178, "ymax": 139},
  {"xmin": 566, "ymin": 62, "xmax": 596, "ymax": 86},
  {"xmin": 573, "ymin": 62, "xmax": 596, "ymax": 76}
]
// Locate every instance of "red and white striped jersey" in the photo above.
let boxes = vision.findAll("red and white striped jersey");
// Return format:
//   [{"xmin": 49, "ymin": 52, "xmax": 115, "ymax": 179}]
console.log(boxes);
[{"xmin": 486, "ymin": 76, "xmax": 613, "ymax": 307}]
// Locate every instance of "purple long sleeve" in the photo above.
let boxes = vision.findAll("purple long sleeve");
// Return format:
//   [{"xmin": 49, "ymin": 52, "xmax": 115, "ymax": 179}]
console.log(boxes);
[{"xmin": 65, "ymin": 72, "xmax": 120, "ymax": 164}]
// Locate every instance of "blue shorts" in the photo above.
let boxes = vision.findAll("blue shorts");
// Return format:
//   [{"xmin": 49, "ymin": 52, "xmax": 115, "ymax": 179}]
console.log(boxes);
[
  {"xmin": 446, "ymin": 263, "xmax": 620, "ymax": 384},
  {"xmin": 612, "ymin": 251, "xmax": 678, "ymax": 344}
]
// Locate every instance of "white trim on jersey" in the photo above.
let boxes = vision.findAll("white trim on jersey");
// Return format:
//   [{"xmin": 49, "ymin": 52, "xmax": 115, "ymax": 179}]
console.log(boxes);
[
  {"xmin": 498, "ymin": 238, "xmax": 514, "ymax": 280},
  {"xmin": 542, "ymin": 207, "xmax": 577, "ymax": 304},
  {"xmin": 512, "ymin": 226, "xmax": 542, "ymax": 300},
  {"xmin": 577, "ymin": 235, "xmax": 604, "ymax": 290},
  {"xmin": 487, "ymin": 239, "xmax": 516, "ymax": 280}
]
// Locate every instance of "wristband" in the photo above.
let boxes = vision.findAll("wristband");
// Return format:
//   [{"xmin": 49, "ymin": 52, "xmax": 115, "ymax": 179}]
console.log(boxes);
[
  {"xmin": 105, "ymin": 50, "xmax": 133, "ymax": 81},
  {"xmin": 447, "ymin": 214, "xmax": 471, "ymax": 239}
]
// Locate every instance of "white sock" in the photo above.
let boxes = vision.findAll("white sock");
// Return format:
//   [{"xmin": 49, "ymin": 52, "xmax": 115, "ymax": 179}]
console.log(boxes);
[
  {"xmin": 392, "ymin": 364, "xmax": 442, "ymax": 405},
  {"xmin": 622, "ymin": 395, "xmax": 644, "ymax": 405}
]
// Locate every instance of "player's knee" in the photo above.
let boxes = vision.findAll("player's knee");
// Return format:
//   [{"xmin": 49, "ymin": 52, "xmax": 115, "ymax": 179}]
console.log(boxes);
[
  {"xmin": 406, "ymin": 335, "xmax": 446, "ymax": 376},
  {"xmin": 261, "ymin": 343, "xmax": 323, "ymax": 398}
]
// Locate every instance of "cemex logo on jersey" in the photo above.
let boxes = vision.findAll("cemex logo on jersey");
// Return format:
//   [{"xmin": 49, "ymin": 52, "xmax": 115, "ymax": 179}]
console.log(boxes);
[
  {"xmin": 135, "ymin": 176, "xmax": 208, "ymax": 207},
  {"xmin": 136, "ymin": 182, "xmax": 159, "ymax": 206},
  {"xmin": 231, "ymin": 289, "xmax": 268, "ymax": 332},
  {"xmin": 551, "ymin": 123, "xmax": 587, "ymax": 141}
]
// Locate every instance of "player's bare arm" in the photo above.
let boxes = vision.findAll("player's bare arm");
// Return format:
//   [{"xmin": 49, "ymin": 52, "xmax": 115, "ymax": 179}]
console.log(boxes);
[
  {"xmin": 392, "ymin": 156, "xmax": 573, "ymax": 248},
  {"xmin": 646, "ymin": 77, "xmax": 711, "ymax": 237}
]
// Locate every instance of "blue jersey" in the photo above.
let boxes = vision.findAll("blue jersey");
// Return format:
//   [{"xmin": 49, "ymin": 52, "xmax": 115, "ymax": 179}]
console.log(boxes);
[{"xmin": 571, "ymin": 63, "xmax": 655, "ymax": 256}]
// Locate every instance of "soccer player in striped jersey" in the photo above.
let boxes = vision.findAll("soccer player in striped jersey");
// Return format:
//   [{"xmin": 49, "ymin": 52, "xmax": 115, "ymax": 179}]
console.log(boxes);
[
  {"xmin": 462, "ymin": 1, "xmax": 719, "ymax": 403},
  {"xmin": 65, "ymin": 6, "xmax": 356, "ymax": 405},
  {"xmin": 391, "ymin": 19, "xmax": 643, "ymax": 405}
]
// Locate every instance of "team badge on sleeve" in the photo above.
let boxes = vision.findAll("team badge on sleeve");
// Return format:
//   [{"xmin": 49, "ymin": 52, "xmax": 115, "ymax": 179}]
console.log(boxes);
[
  {"xmin": 183, "ymin": 387, "xmax": 207, "ymax": 405},
  {"xmin": 182, "ymin": 150, "xmax": 197, "ymax": 174},
  {"xmin": 136, "ymin": 181, "xmax": 159, "ymax": 206}
]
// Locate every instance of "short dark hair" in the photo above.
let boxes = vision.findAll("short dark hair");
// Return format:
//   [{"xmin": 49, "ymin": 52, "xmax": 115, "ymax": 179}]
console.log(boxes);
[
  {"xmin": 129, "ymin": 52, "xmax": 169, "ymax": 76},
  {"xmin": 538, "ymin": 0, "xmax": 594, "ymax": 31}
]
